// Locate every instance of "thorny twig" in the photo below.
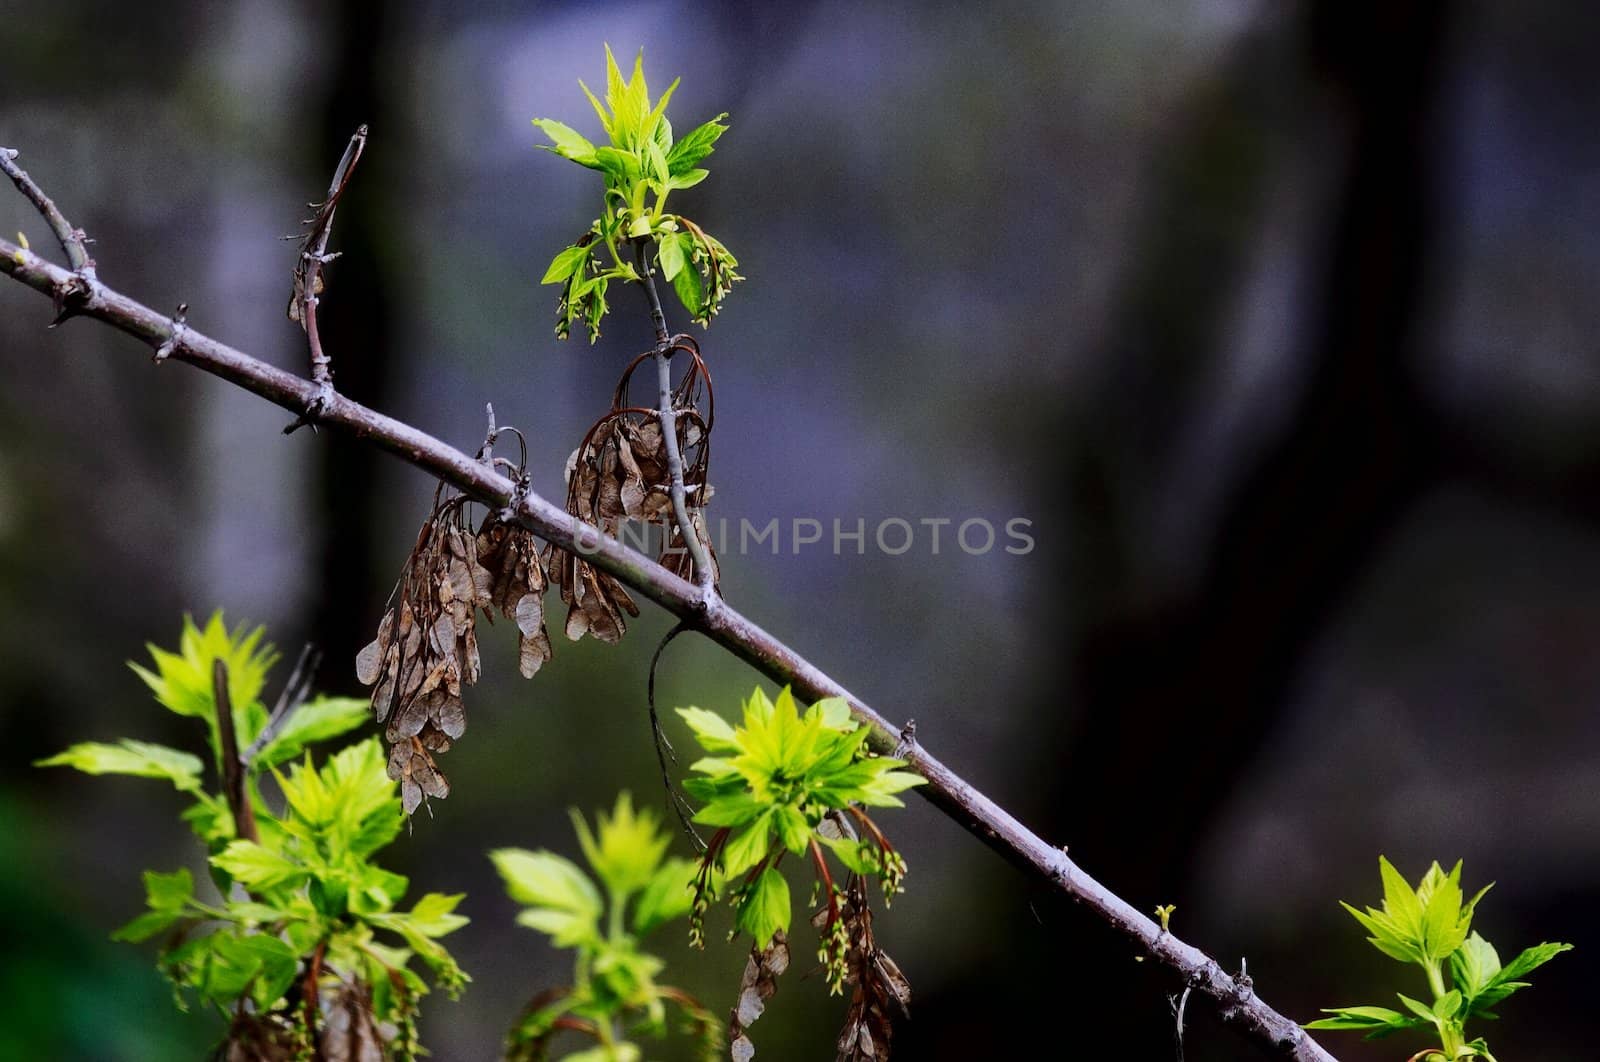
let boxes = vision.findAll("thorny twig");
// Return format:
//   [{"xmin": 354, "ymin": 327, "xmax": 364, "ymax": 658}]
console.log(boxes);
[
  {"xmin": 284, "ymin": 124, "xmax": 368, "ymax": 434},
  {"xmin": 0, "ymin": 157, "xmax": 1336, "ymax": 1062}
]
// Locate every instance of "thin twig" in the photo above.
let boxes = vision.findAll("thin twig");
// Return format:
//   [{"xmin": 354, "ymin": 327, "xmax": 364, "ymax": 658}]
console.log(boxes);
[
  {"xmin": 0, "ymin": 147, "xmax": 94, "ymax": 272},
  {"xmin": 305, "ymin": 938, "xmax": 327, "ymax": 1058},
  {"xmin": 242, "ymin": 642, "xmax": 322, "ymax": 766},
  {"xmin": 0, "ymin": 173, "xmax": 1334, "ymax": 1062},
  {"xmin": 647, "ymin": 621, "xmax": 703, "ymax": 850},
  {"xmin": 1172, "ymin": 982, "xmax": 1194, "ymax": 1062},
  {"xmin": 212, "ymin": 660, "xmax": 260, "ymax": 844},
  {"xmin": 1, "ymin": 145, "xmax": 98, "ymax": 323},
  {"xmin": 284, "ymin": 124, "xmax": 368, "ymax": 433},
  {"xmin": 634, "ymin": 239, "xmax": 716, "ymax": 594}
]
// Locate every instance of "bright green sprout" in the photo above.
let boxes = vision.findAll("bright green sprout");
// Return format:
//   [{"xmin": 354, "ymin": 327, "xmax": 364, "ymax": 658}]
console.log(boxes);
[
  {"xmin": 491, "ymin": 792, "xmax": 719, "ymax": 1062},
  {"xmin": 38, "ymin": 613, "xmax": 467, "ymax": 1057},
  {"xmin": 678, "ymin": 687, "xmax": 924, "ymax": 994},
  {"xmin": 534, "ymin": 44, "xmax": 741, "ymax": 341},
  {"xmin": 1306, "ymin": 856, "xmax": 1571, "ymax": 1061}
]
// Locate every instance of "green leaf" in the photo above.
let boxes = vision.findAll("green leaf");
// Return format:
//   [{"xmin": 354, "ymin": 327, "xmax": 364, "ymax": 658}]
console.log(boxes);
[
  {"xmin": 1396, "ymin": 993, "xmax": 1437, "ymax": 1024},
  {"xmin": 578, "ymin": 81, "xmax": 611, "ymax": 139},
  {"xmin": 1496, "ymin": 940, "xmax": 1573, "ymax": 984},
  {"xmin": 1469, "ymin": 941, "xmax": 1573, "ymax": 1011},
  {"xmin": 671, "ymin": 250, "xmax": 705, "ymax": 319},
  {"xmin": 532, "ymin": 118, "xmax": 598, "ymax": 167},
  {"xmin": 112, "ymin": 909, "xmax": 185, "ymax": 943},
  {"xmin": 632, "ymin": 857, "xmax": 697, "ymax": 937},
  {"xmin": 656, "ymin": 230, "xmax": 686, "ymax": 282},
  {"xmin": 667, "ymin": 168, "xmax": 709, "ymax": 191},
  {"xmin": 772, "ymin": 805, "xmax": 811, "ymax": 856},
  {"xmin": 689, "ymin": 787, "xmax": 766, "ymax": 828},
  {"xmin": 542, "ymin": 244, "xmax": 592, "ymax": 285},
  {"xmin": 402, "ymin": 892, "xmax": 469, "ymax": 938},
  {"xmin": 1305, "ymin": 1005, "xmax": 1426, "ymax": 1038},
  {"xmin": 211, "ymin": 840, "xmax": 307, "ymax": 891},
  {"xmin": 1432, "ymin": 989, "xmax": 1461, "ymax": 1020},
  {"xmin": 113, "ymin": 868, "xmax": 196, "ymax": 942},
  {"xmin": 130, "ymin": 612, "xmax": 278, "ymax": 727},
  {"xmin": 491, "ymin": 848, "xmax": 602, "ymax": 947},
  {"xmin": 1340, "ymin": 900, "xmax": 1422, "ymax": 964},
  {"xmin": 676, "ymin": 705, "xmax": 739, "ymax": 753},
  {"xmin": 36, "ymin": 739, "xmax": 204, "ymax": 793},
  {"xmin": 1378, "ymin": 856, "xmax": 1426, "ymax": 949},
  {"xmin": 818, "ymin": 835, "xmax": 877, "ymax": 876},
  {"xmin": 1417, "ymin": 860, "xmax": 1471, "ymax": 960},
  {"xmin": 644, "ymin": 77, "xmax": 680, "ymax": 146},
  {"xmin": 492, "ymin": 848, "xmax": 601, "ymax": 912},
  {"xmin": 250, "ymin": 696, "xmax": 370, "ymax": 769},
  {"xmin": 645, "ymin": 137, "xmax": 671, "ymax": 185},
  {"xmin": 144, "ymin": 867, "xmax": 195, "ymax": 911},
  {"xmin": 735, "ymin": 868, "xmax": 790, "ymax": 949},
  {"xmin": 592, "ymin": 146, "xmax": 638, "ymax": 186},
  {"xmin": 367, "ymin": 908, "xmax": 471, "ymax": 992},
  {"xmin": 571, "ymin": 792, "xmax": 670, "ymax": 897},
  {"xmin": 665, "ymin": 116, "xmax": 728, "ymax": 175},
  {"xmin": 1451, "ymin": 932, "xmax": 1502, "ymax": 1002},
  {"xmin": 514, "ymin": 907, "xmax": 596, "ymax": 946},
  {"xmin": 721, "ymin": 813, "xmax": 774, "ymax": 877}
]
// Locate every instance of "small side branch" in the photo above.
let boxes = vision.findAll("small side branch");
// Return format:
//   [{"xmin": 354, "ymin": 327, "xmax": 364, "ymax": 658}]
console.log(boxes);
[
  {"xmin": 1, "ymin": 146, "xmax": 98, "ymax": 322},
  {"xmin": 212, "ymin": 660, "xmax": 260, "ymax": 845},
  {"xmin": 243, "ymin": 642, "xmax": 322, "ymax": 765},
  {"xmin": 634, "ymin": 240, "xmax": 716, "ymax": 595},
  {"xmin": 285, "ymin": 124, "xmax": 368, "ymax": 432}
]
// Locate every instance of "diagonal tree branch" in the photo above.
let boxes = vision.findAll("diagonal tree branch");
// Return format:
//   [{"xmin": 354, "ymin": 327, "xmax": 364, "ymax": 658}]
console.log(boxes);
[{"xmin": 0, "ymin": 160, "xmax": 1334, "ymax": 1062}]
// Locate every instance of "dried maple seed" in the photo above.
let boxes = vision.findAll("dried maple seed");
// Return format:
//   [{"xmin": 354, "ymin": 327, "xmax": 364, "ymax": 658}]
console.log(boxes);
[
  {"xmin": 356, "ymin": 492, "xmax": 491, "ymax": 813},
  {"xmin": 476, "ymin": 515, "xmax": 554, "ymax": 678},
  {"xmin": 728, "ymin": 932, "xmax": 789, "ymax": 1062}
]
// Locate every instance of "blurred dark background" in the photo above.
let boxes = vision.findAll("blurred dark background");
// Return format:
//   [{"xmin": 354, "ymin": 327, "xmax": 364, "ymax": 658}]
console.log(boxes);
[{"xmin": 3, "ymin": 1, "xmax": 1598, "ymax": 1058}]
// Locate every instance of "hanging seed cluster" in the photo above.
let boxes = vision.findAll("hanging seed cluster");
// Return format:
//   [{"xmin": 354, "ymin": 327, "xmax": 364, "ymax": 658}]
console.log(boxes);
[
  {"xmin": 477, "ymin": 513, "xmax": 554, "ymax": 678},
  {"xmin": 356, "ymin": 497, "xmax": 490, "ymax": 814},
  {"xmin": 828, "ymin": 876, "xmax": 910, "ymax": 1062},
  {"xmin": 728, "ymin": 932, "xmax": 790, "ymax": 1062},
  {"xmin": 356, "ymin": 335, "xmax": 722, "ymax": 809},
  {"xmin": 547, "ymin": 334, "xmax": 720, "ymax": 642}
]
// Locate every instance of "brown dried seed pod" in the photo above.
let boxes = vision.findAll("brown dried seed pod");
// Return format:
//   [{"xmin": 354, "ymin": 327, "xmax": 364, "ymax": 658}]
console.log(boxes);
[
  {"xmin": 659, "ymin": 507, "xmax": 720, "ymax": 590},
  {"xmin": 476, "ymin": 515, "xmax": 554, "ymax": 677},
  {"xmin": 827, "ymin": 877, "xmax": 910, "ymax": 1062},
  {"xmin": 356, "ymin": 495, "xmax": 490, "ymax": 813},
  {"xmin": 320, "ymin": 980, "xmax": 385, "ymax": 1062},
  {"xmin": 729, "ymin": 932, "xmax": 790, "ymax": 1062}
]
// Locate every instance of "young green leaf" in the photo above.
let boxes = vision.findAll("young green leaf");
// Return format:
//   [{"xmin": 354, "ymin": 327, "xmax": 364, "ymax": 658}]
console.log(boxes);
[
  {"xmin": 666, "ymin": 116, "xmax": 728, "ymax": 175},
  {"xmin": 736, "ymin": 868, "xmax": 790, "ymax": 949},
  {"xmin": 250, "ymin": 695, "xmax": 369, "ymax": 769},
  {"xmin": 1305, "ymin": 1005, "xmax": 1427, "ymax": 1038},
  {"xmin": 571, "ymin": 791, "xmax": 671, "ymax": 898},
  {"xmin": 36, "ymin": 739, "xmax": 204, "ymax": 792},
  {"xmin": 532, "ymin": 118, "xmax": 599, "ymax": 167},
  {"xmin": 112, "ymin": 867, "xmax": 197, "ymax": 942},
  {"xmin": 631, "ymin": 856, "xmax": 697, "ymax": 937},
  {"xmin": 542, "ymin": 244, "xmax": 592, "ymax": 285},
  {"xmin": 211, "ymin": 840, "xmax": 309, "ymax": 892}
]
